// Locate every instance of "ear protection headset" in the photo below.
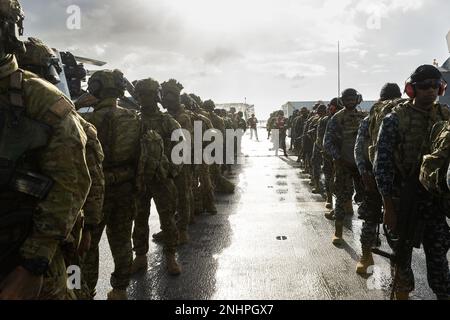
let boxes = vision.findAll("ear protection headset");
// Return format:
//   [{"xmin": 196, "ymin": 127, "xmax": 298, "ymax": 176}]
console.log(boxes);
[
  {"xmin": 404, "ymin": 77, "xmax": 447, "ymax": 99},
  {"xmin": 339, "ymin": 90, "xmax": 363, "ymax": 106}
]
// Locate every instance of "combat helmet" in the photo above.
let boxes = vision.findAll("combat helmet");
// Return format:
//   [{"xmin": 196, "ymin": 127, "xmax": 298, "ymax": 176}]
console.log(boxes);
[
  {"xmin": 16, "ymin": 37, "xmax": 62, "ymax": 84},
  {"xmin": 134, "ymin": 77, "xmax": 162, "ymax": 104},
  {"xmin": 87, "ymin": 69, "xmax": 126, "ymax": 99},
  {"xmin": 0, "ymin": 0, "xmax": 25, "ymax": 54},
  {"xmin": 203, "ymin": 99, "xmax": 216, "ymax": 112}
]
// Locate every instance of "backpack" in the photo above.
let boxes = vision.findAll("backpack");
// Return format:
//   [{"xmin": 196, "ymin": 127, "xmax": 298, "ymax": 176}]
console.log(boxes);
[
  {"xmin": 136, "ymin": 128, "xmax": 165, "ymax": 193},
  {"xmin": 367, "ymin": 98, "xmax": 408, "ymax": 164},
  {"xmin": 419, "ymin": 120, "xmax": 450, "ymax": 196}
]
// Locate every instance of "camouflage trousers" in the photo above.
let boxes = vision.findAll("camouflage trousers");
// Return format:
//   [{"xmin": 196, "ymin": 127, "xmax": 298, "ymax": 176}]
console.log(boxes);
[
  {"xmin": 322, "ymin": 155, "xmax": 334, "ymax": 194},
  {"xmin": 193, "ymin": 164, "xmax": 215, "ymax": 213},
  {"xmin": 82, "ymin": 183, "xmax": 136, "ymax": 292},
  {"xmin": 210, "ymin": 164, "xmax": 235, "ymax": 194},
  {"xmin": 39, "ymin": 247, "xmax": 76, "ymax": 300},
  {"xmin": 174, "ymin": 165, "xmax": 193, "ymax": 232},
  {"xmin": 334, "ymin": 163, "xmax": 362, "ymax": 222},
  {"xmin": 358, "ymin": 188, "xmax": 383, "ymax": 248},
  {"xmin": 393, "ymin": 206, "xmax": 450, "ymax": 298},
  {"xmin": 133, "ymin": 177, "xmax": 179, "ymax": 255},
  {"xmin": 311, "ymin": 144, "xmax": 323, "ymax": 183}
]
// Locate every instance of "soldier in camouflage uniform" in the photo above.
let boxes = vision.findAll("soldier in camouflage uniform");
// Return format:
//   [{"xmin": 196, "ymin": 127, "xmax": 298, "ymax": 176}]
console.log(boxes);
[
  {"xmin": 374, "ymin": 65, "xmax": 449, "ymax": 300},
  {"xmin": 288, "ymin": 110, "xmax": 299, "ymax": 151},
  {"xmin": 187, "ymin": 93, "xmax": 218, "ymax": 215},
  {"xmin": 162, "ymin": 79, "xmax": 194, "ymax": 244},
  {"xmin": 353, "ymin": 83, "xmax": 402, "ymax": 274},
  {"xmin": 295, "ymin": 107, "xmax": 309, "ymax": 163},
  {"xmin": 301, "ymin": 106, "xmax": 318, "ymax": 173},
  {"xmin": 419, "ymin": 119, "xmax": 450, "ymax": 299},
  {"xmin": 203, "ymin": 100, "xmax": 235, "ymax": 195},
  {"xmin": 324, "ymin": 89, "xmax": 365, "ymax": 246},
  {"xmin": 0, "ymin": 0, "xmax": 91, "ymax": 300},
  {"xmin": 81, "ymin": 70, "xmax": 141, "ymax": 300},
  {"xmin": 15, "ymin": 36, "xmax": 106, "ymax": 299},
  {"xmin": 321, "ymin": 99, "xmax": 341, "ymax": 213},
  {"xmin": 310, "ymin": 104, "xmax": 327, "ymax": 193},
  {"xmin": 131, "ymin": 78, "xmax": 182, "ymax": 276}
]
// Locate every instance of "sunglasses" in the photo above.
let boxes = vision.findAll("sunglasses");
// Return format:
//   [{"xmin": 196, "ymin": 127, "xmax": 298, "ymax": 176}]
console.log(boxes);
[{"xmin": 413, "ymin": 79, "xmax": 445, "ymax": 90}]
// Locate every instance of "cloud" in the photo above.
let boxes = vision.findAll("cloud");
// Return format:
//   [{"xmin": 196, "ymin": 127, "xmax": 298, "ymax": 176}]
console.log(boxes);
[
  {"xmin": 19, "ymin": 0, "xmax": 450, "ymax": 119},
  {"xmin": 396, "ymin": 49, "xmax": 423, "ymax": 56}
]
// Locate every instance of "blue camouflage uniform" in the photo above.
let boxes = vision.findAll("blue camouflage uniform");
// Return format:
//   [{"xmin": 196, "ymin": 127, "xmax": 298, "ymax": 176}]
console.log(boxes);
[
  {"xmin": 354, "ymin": 117, "xmax": 383, "ymax": 248},
  {"xmin": 374, "ymin": 105, "xmax": 450, "ymax": 299},
  {"xmin": 324, "ymin": 108, "xmax": 364, "ymax": 222}
]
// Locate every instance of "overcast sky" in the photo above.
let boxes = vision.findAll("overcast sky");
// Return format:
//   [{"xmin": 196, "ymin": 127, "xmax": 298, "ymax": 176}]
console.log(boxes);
[{"xmin": 21, "ymin": 0, "xmax": 450, "ymax": 118}]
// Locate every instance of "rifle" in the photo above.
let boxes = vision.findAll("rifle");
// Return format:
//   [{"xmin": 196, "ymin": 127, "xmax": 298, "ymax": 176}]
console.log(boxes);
[{"xmin": 372, "ymin": 174, "xmax": 423, "ymax": 300}]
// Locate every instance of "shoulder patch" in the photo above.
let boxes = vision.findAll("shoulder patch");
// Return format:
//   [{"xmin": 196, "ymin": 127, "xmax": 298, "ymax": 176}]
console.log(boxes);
[
  {"xmin": 41, "ymin": 97, "xmax": 73, "ymax": 126},
  {"xmin": 49, "ymin": 97, "xmax": 73, "ymax": 118}
]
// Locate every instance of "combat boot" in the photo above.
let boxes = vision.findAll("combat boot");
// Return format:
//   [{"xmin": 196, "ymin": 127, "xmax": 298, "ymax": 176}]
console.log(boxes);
[
  {"xmin": 344, "ymin": 200, "xmax": 354, "ymax": 216},
  {"xmin": 324, "ymin": 210, "xmax": 335, "ymax": 220},
  {"xmin": 325, "ymin": 192, "xmax": 333, "ymax": 209},
  {"xmin": 152, "ymin": 230, "xmax": 164, "ymax": 242},
  {"xmin": 130, "ymin": 254, "xmax": 148, "ymax": 274},
  {"xmin": 394, "ymin": 292, "xmax": 410, "ymax": 300},
  {"xmin": 312, "ymin": 179, "xmax": 321, "ymax": 194},
  {"xmin": 166, "ymin": 253, "xmax": 182, "ymax": 276},
  {"xmin": 107, "ymin": 289, "xmax": 128, "ymax": 300},
  {"xmin": 178, "ymin": 230, "xmax": 190, "ymax": 245},
  {"xmin": 332, "ymin": 221, "xmax": 344, "ymax": 246},
  {"xmin": 356, "ymin": 247, "xmax": 375, "ymax": 274}
]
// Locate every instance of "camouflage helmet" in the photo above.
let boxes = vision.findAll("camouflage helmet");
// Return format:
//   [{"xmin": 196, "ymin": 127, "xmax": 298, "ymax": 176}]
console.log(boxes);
[
  {"xmin": 0, "ymin": 0, "xmax": 25, "ymax": 54},
  {"xmin": 134, "ymin": 77, "xmax": 162, "ymax": 104},
  {"xmin": 189, "ymin": 93, "xmax": 203, "ymax": 108},
  {"xmin": 161, "ymin": 79, "xmax": 183, "ymax": 96},
  {"xmin": 180, "ymin": 93, "xmax": 195, "ymax": 110},
  {"xmin": 87, "ymin": 69, "xmax": 126, "ymax": 99},
  {"xmin": 0, "ymin": 0, "xmax": 24, "ymax": 28},
  {"xmin": 203, "ymin": 99, "xmax": 215, "ymax": 111},
  {"xmin": 16, "ymin": 37, "xmax": 62, "ymax": 84}
]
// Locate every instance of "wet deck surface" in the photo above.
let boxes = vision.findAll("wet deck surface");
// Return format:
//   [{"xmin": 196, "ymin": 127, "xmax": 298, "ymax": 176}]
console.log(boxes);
[{"xmin": 96, "ymin": 132, "xmax": 445, "ymax": 300}]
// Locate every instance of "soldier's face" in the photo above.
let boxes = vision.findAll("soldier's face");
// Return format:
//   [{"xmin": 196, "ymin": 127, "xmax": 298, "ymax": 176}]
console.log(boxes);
[
  {"xmin": 136, "ymin": 91, "xmax": 158, "ymax": 108},
  {"xmin": 342, "ymin": 96, "xmax": 358, "ymax": 109},
  {"xmin": 162, "ymin": 91, "xmax": 180, "ymax": 109},
  {"xmin": 415, "ymin": 79, "xmax": 440, "ymax": 106}
]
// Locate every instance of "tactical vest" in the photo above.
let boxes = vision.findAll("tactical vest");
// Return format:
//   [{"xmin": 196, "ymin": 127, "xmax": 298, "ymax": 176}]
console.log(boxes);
[
  {"xmin": 393, "ymin": 102, "xmax": 449, "ymax": 178},
  {"xmin": 335, "ymin": 109, "xmax": 365, "ymax": 164},
  {"xmin": 419, "ymin": 120, "xmax": 450, "ymax": 195},
  {"xmin": 367, "ymin": 99, "xmax": 407, "ymax": 164},
  {"xmin": 0, "ymin": 70, "xmax": 54, "ymax": 278},
  {"xmin": 85, "ymin": 103, "xmax": 141, "ymax": 187}
]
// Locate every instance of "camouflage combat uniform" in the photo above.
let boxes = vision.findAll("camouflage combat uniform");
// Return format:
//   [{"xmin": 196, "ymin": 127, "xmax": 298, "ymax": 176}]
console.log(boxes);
[
  {"xmin": 133, "ymin": 107, "xmax": 181, "ymax": 255},
  {"xmin": 82, "ymin": 96, "xmax": 140, "ymax": 293},
  {"xmin": 0, "ymin": 56, "xmax": 91, "ymax": 299},
  {"xmin": 374, "ymin": 100, "xmax": 450, "ymax": 298},
  {"xmin": 324, "ymin": 108, "xmax": 365, "ymax": 222}
]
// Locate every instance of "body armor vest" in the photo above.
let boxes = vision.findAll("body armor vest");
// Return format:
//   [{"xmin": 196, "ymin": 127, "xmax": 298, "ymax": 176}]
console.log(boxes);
[
  {"xmin": 393, "ymin": 102, "xmax": 449, "ymax": 178},
  {"xmin": 335, "ymin": 109, "xmax": 364, "ymax": 164}
]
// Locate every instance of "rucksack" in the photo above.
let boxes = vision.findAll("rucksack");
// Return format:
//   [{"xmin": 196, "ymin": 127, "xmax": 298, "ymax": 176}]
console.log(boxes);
[
  {"xmin": 419, "ymin": 120, "xmax": 450, "ymax": 195},
  {"xmin": 96, "ymin": 107, "xmax": 141, "ymax": 168},
  {"xmin": 136, "ymin": 128, "xmax": 165, "ymax": 193},
  {"xmin": 367, "ymin": 98, "xmax": 408, "ymax": 164}
]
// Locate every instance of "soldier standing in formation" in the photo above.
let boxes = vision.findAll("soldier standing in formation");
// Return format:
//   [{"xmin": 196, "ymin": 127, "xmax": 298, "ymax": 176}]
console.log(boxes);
[
  {"xmin": 324, "ymin": 89, "xmax": 366, "ymax": 245},
  {"xmin": 0, "ymin": 0, "xmax": 91, "ymax": 299},
  {"xmin": 374, "ymin": 65, "xmax": 449, "ymax": 300},
  {"xmin": 131, "ymin": 78, "xmax": 182, "ymax": 277}
]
